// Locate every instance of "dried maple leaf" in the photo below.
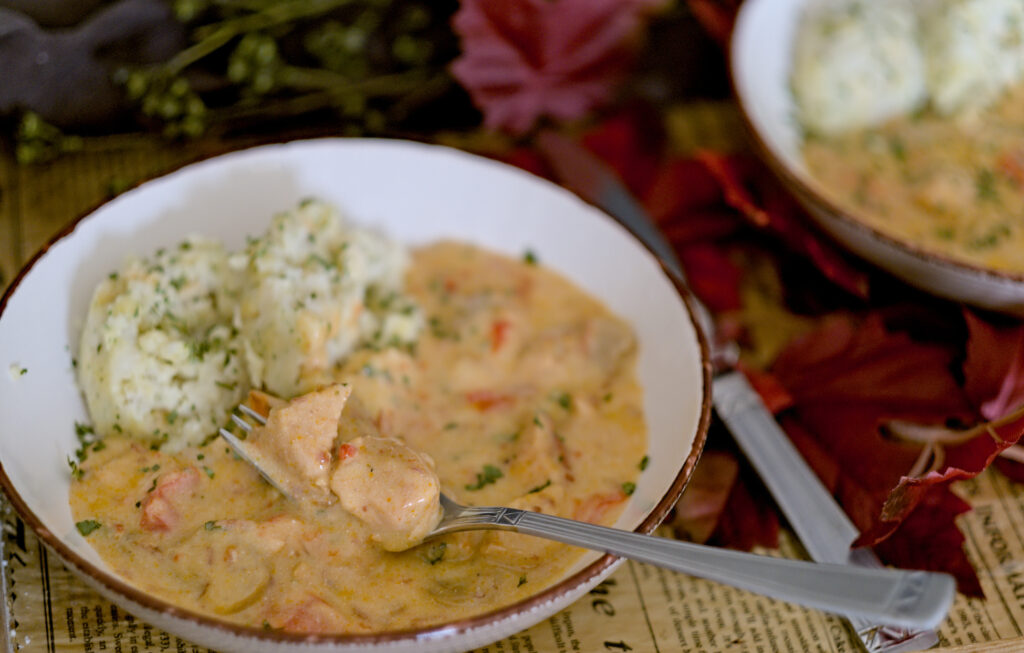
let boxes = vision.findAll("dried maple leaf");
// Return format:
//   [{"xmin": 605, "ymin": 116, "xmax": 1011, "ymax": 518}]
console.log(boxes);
[
  {"xmin": 765, "ymin": 313, "xmax": 994, "ymax": 594},
  {"xmin": 711, "ymin": 461, "xmax": 780, "ymax": 551},
  {"xmin": 858, "ymin": 407, "xmax": 1024, "ymax": 553},
  {"xmin": 696, "ymin": 150, "xmax": 871, "ymax": 299},
  {"xmin": 872, "ymin": 486, "xmax": 982, "ymax": 597},
  {"xmin": 963, "ymin": 309, "xmax": 1024, "ymax": 421},
  {"xmin": 686, "ymin": 0, "xmax": 741, "ymax": 49},
  {"xmin": 671, "ymin": 450, "xmax": 739, "ymax": 543},
  {"xmin": 960, "ymin": 308, "xmax": 1024, "ymax": 482},
  {"xmin": 579, "ymin": 103, "xmax": 666, "ymax": 197},
  {"xmin": 676, "ymin": 243, "xmax": 743, "ymax": 313},
  {"xmin": 644, "ymin": 157, "xmax": 730, "ymax": 226},
  {"xmin": 672, "ymin": 431, "xmax": 780, "ymax": 551},
  {"xmin": 450, "ymin": 0, "xmax": 662, "ymax": 135}
]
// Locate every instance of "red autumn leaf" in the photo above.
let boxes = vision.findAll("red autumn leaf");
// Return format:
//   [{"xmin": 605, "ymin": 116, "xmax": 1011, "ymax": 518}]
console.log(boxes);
[
  {"xmin": 768, "ymin": 313, "xmax": 992, "ymax": 594},
  {"xmin": 710, "ymin": 465, "xmax": 780, "ymax": 551},
  {"xmin": 963, "ymin": 309, "xmax": 1024, "ymax": 420},
  {"xmin": 494, "ymin": 146, "xmax": 555, "ymax": 180},
  {"xmin": 686, "ymin": 0, "xmax": 741, "ymax": 49},
  {"xmin": 857, "ymin": 407, "xmax": 1024, "ymax": 549},
  {"xmin": 676, "ymin": 243, "xmax": 743, "ymax": 312},
  {"xmin": 580, "ymin": 104, "xmax": 666, "ymax": 198},
  {"xmin": 659, "ymin": 209, "xmax": 744, "ymax": 245},
  {"xmin": 644, "ymin": 157, "xmax": 727, "ymax": 225},
  {"xmin": 872, "ymin": 486, "xmax": 982, "ymax": 598},
  {"xmin": 450, "ymin": 0, "xmax": 662, "ymax": 135},
  {"xmin": 739, "ymin": 364, "xmax": 795, "ymax": 415},
  {"xmin": 696, "ymin": 150, "xmax": 871, "ymax": 299},
  {"xmin": 671, "ymin": 450, "xmax": 739, "ymax": 543}
]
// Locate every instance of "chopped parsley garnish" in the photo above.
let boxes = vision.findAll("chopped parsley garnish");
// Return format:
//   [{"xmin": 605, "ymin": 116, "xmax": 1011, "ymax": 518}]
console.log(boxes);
[
  {"xmin": 67, "ymin": 456, "xmax": 83, "ymax": 480},
  {"xmin": 426, "ymin": 542, "xmax": 447, "ymax": 565},
  {"xmin": 203, "ymin": 466, "xmax": 216, "ymax": 479},
  {"xmin": 622, "ymin": 482, "xmax": 636, "ymax": 496},
  {"xmin": 527, "ymin": 479, "xmax": 552, "ymax": 494},
  {"xmin": 188, "ymin": 339, "xmax": 211, "ymax": 361},
  {"xmin": 976, "ymin": 168, "xmax": 999, "ymax": 201},
  {"xmin": 523, "ymin": 249, "xmax": 538, "ymax": 265},
  {"xmin": 465, "ymin": 464, "xmax": 503, "ymax": 491},
  {"xmin": 204, "ymin": 520, "xmax": 221, "ymax": 531},
  {"xmin": 75, "ymin": 520, "xmax": 101, "ymax": 536},
  {"xmin": 518, "ymin": 575, "xmax": 528, "ymax": 587},
  {"xmin": 556, "ymin": 393, "xmax": 572, "ymax": 410},
  {"xmin": 306, "ymin": 253, "xmax": 334, "ymax": 269},
  {"xmin": 639, "ymin": 455, "xmax": 649, "ymax": 471}
]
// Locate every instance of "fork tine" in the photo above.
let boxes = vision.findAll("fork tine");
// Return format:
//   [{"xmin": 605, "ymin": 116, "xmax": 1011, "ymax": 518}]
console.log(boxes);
[
  {"xmin": 218, "ymin": 427, "xmax": 291, "ymax": 497},
  {"xmin": 238, "ymin": 404, "xmax": 267, "ymax": 425},
  {"xmin": 231, "ymin": 413, "xmax": 253, "ymax": 432}
]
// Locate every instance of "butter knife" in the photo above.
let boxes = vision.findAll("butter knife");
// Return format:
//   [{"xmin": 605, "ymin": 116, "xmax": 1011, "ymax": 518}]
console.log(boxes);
[{"xmin": 535, "ymin": 130, "xmax": 943, "ymax": 652}]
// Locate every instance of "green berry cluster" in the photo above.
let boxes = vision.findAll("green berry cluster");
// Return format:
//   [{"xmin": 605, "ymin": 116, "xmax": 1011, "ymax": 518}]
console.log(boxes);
[
  {"xmin": 119, "ymin": 69, "xmax": 208, "ymax": 138},
  {"xmin": 14, "ymin": 112, "xmax": 83, "ymax": 164},
  {"xmin": 11, "ymin": 0, "xmax": 461, "ymax": 161}
]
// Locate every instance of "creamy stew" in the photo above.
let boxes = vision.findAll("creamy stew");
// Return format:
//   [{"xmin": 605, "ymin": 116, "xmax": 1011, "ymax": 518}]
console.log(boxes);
[
  {"xmin": 70, "ymin": 242, "xmax": 648, "ymax": 634},
  {"xmin": 803, "ymin": 81, "xmax": 1024, "ymax": 273}
]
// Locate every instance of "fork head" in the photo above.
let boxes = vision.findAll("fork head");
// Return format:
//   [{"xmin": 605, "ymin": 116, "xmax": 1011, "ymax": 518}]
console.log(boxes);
[{"xmin": 218, "ymin": 406, "xmax": 293, "ymax": 498}]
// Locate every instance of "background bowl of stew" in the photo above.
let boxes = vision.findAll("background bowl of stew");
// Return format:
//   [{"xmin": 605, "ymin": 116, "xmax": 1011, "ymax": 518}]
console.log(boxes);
[
  {"xmin": 730, "ymin": 0, "xmax": 1024, "ymax": 316},
  {"xmin": 0, "ymin": 138, "xmax": 711, "ymax": 652}
]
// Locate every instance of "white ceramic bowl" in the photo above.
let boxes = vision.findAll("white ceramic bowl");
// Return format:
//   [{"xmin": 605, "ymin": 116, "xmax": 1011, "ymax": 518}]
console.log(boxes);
[
  {"xmin": 730, "ymin": 0, "xmax": 1024, "ymax": 315},
  {"xmin": 0, "ymin": 139, "xmax": 711, "ymax": 652}
]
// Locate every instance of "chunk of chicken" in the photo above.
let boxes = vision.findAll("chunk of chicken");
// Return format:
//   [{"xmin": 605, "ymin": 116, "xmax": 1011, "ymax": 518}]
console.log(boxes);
[
  {"xmin": 514, "ymin": 317, "xmax": 635, "ymax": 390},
  {"xmin": 247, "ymin": 384, "xmax": 351, "ymax": 499},
  {"xmin": 329, "ymin": 436, "xmax": 444, "ymax": 552}
]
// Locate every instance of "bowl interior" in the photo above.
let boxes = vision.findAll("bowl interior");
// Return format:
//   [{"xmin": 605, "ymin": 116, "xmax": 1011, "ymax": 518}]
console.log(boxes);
[{"xmin": 0, "ymin": 138, "xmax": 708, "ymax": 631}]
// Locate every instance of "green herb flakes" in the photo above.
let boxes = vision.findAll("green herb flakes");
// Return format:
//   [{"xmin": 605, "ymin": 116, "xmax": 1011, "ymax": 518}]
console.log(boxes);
[
  {"xmin": 465, "ymin": 464, "xmax": 503, "ymax": 491},
  {"xmin": 76, "ymin": 520, "xmax": 102, "ymax": 536}
]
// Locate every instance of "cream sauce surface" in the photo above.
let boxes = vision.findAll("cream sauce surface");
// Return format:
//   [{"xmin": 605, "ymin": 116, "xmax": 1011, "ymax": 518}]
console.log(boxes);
[
  {"xmin": 803, "ymin": 81, "xmax": 1024, "ymax": 273},
  {"xmin": 70, "ymin": 242, "xmax": 648, "ymax": 634}
]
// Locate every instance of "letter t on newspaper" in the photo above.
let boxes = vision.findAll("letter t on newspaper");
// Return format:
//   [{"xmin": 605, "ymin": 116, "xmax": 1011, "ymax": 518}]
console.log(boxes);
[{"xmin": 536, "ymin": 130, "xmax": 942, "ymax": 653}]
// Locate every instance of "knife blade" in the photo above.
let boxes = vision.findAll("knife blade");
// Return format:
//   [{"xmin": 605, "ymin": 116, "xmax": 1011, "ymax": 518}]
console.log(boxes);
[{"xmin": 535, "ymin": 129, "xmax": 942, "ymax": 652}]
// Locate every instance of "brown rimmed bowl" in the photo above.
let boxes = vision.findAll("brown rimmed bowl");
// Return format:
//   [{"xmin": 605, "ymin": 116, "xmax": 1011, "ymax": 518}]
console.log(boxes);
[
  {"xmin": 730, "ymin": 0, "xmax": 1024, "ymax": 316},
  {"xmin": 0, "ymin": 139, "xmax": 711, "ymax": 652}
]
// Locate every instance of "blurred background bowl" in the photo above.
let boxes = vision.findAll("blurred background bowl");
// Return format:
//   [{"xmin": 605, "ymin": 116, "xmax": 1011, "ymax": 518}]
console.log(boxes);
[{"xmin": 730, "ymin": 0, "xmax": 1024, "ymax": 316}]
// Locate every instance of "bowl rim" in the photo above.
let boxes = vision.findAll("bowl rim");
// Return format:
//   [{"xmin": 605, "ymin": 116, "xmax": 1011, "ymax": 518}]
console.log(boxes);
[
  {"xmin": 0, "ymin": 137, "xmax": 713, "ymax": 647},
  {"xmin": 728, "ymin": 0, "xmax": 1024, "ymax": 287}
]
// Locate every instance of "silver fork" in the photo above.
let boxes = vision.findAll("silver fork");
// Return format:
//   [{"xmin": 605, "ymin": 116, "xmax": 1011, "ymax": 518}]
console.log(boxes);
[{"xmin": 220, "ymin": 407, "xmax": 954, "ymax": 629}]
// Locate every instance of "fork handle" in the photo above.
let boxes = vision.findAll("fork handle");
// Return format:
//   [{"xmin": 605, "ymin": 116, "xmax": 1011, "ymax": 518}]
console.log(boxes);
[{"xmin": 507, "ymin": 510, "xmax": 953, "ymax": 629}]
